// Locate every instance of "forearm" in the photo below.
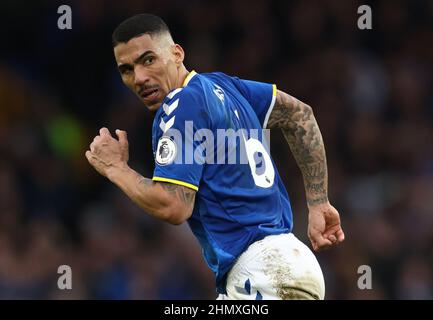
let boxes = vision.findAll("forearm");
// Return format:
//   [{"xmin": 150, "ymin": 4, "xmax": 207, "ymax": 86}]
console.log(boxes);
[
  {"xmin": 85, "ymin": 128, "xmax": 194, "ymax": 224},
  {"xmin": 281, "ymin": 111, "xmax": 328, "ymax": 207},
  {"xmin": 106, "ymin": 165, "xmax": 178, "ymax": 222},
  {"xmin": 268, "ymin": 90, "xmax": 329, "ymax": 207}
]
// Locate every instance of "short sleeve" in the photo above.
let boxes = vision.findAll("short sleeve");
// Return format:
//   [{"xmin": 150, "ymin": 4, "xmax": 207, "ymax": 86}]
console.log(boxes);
[
  {"xmin": 232, "ymin": 78, "xmax": 277, "ymax": 128},
  {"xmin": 152, "ymin": 87, "xmax": 209, "ymax": 191}
]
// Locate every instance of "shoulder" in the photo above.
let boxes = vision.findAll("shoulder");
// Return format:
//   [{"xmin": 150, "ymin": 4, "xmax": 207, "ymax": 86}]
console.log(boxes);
[
  {"xmin": 163, "ymin": 74, "xmax": 208, "ymax": 108},
  {"xmin": 201, "ymin": 71, "xmax": 238, "ymax": 87},
  {"xmin": 160, "ymin": 85, "xmax": 205, "ymax": 119},
  {"xmin": 153, "ymin": 84, "xmax": 210, "ymax": 134}
]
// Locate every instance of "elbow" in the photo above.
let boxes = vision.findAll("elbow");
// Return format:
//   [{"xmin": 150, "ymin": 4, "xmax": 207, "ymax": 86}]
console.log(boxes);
[
  {"xmin": 303, "ymin": 103, "xmax": 313, "ymax": 115},
  {"xmin": 162, "ymin": 203, "xmax": 193, "ymax": 225},
  {"xmin": 165, "ymin": 213, "xmax": 185, "ymax": 225}
]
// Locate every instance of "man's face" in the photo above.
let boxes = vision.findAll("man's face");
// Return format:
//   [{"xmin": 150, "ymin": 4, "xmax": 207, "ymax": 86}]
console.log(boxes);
[{"xmin": 114, "ymin": 33, "xmax": 183, "ymax": 111}]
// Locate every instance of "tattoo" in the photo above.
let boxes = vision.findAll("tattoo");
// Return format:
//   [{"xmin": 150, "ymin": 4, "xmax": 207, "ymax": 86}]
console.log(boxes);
[
  {"xmin": 160, "ymin": 181, "xmax": 178, "ymax": 194},
  {"xmin": 160, "ymin": 182, "xmax": 196, "ymax": 207},
  {"xmin": 138, "ymin": 176, "xmax": 196, "ymax": 207},
  {"xmin": 138, "ymin": 177, "xmax": 154, "ymax": 187},
  {"xmin": 267, "ymin": 90, "xmax": 328, "ymax": 206}
]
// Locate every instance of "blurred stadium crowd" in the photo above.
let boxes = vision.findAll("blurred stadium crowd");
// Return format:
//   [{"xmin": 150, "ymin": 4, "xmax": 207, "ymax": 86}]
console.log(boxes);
[{"xmin": 1, "ymin": 0, "xmax": 432, "ymax": 299}]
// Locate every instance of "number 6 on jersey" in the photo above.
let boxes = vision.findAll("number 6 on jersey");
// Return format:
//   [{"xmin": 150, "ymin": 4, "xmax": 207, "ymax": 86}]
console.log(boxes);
[{"xmin": 244, "ymin": 137, "xmax": 275, "ymax": 188}]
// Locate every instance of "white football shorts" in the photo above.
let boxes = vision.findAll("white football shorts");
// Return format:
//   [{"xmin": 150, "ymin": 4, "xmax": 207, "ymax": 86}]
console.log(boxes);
[{"xmin": 217, "ymin": 233, "xmax": 325, "ymax": 300}]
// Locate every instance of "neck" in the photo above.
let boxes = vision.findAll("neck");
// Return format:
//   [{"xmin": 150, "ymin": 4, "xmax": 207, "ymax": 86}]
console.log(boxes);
[{"xmin": 177, "ymin": 65, "xmax": 190, "ymax": 88}]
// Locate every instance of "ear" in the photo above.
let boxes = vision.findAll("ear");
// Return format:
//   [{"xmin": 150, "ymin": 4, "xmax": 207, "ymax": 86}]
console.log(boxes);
[{"xmin": 172, "ymin": 44, "xmax": 185, "ymax": 66}]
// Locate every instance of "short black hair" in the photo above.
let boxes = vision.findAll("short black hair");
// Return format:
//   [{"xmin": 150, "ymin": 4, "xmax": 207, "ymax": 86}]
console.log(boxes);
[{"xmin": 112, "ymin": 14, "xmax": 170, "ymax": 46}]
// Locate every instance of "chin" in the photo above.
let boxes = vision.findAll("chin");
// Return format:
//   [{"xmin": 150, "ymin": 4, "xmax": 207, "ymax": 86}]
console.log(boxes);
[
  {"xmin": 138, "ymin": 96, "xmax": 160, "ymax": 112},
  {"xmin": 145, "ymin": 102, "xmax": 161, "ymax": 112}
]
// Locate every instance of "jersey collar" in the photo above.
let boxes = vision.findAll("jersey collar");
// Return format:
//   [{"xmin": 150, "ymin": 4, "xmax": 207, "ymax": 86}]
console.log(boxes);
[{"xmin": 182, "ymin": 70, "xmax": 197, "ymax": 87}]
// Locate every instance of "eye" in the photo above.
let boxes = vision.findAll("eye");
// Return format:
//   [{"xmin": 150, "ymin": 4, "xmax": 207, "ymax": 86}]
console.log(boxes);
[
  {"xmin": 144, "ymin": 56, "xmax": 154, "ymax": 65},
  {"xmin": 120, "ymin": 67, "xmax": 133, "ymax": 76}
]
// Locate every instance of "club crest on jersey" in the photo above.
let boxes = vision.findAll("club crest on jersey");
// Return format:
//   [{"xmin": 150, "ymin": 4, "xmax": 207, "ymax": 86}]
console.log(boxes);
[
  {"xmin": 213, "ymin": 84, "xmax": 225, "ymax": 103},
  {"xmin": 155, "ymin": 136, "xmax": 177, "ymax": 166}
]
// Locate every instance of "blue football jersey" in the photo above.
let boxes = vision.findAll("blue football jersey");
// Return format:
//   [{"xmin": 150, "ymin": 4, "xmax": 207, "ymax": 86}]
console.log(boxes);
[{"xmin": 151, "ymin": 71, "xmax": 293, "ymax": 293}]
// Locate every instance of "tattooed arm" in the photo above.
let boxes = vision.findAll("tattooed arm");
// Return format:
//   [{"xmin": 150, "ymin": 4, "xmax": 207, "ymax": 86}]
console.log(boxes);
[
  {"xmin": 267, "ymin": 90, "xmax": 345, "ymax": 251},
  {"xmin": 107, "ymin": 169, "xmax": 195, "ymax": 225},
  {"xmin": 267, "ymin": 90, "xmax": 328, "ymax": 207},
  {"xmin": 85, "ymin": 128, "xmax": 195, "ymax": 225}
]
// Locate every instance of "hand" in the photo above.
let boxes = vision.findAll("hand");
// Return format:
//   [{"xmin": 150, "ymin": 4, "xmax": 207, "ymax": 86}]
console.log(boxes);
[
  {"xmin": 307, "ymin": 202, "xmax": 345, "ymax": 252},
  {"xmin": 85, "ymin": 128, "xmax": 129, "ymax": 178}
]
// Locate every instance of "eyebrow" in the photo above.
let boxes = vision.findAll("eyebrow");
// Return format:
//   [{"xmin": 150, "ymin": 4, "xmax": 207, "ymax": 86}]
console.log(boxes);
[{"xmin": 118, "ymin": 50, "xmax": 154, "ymax": 70}]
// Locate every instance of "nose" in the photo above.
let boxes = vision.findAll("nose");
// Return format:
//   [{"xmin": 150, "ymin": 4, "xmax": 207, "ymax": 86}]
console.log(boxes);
[{"xmin": 134, "ymin": 64, "xmax": 150, "ymax": 85}]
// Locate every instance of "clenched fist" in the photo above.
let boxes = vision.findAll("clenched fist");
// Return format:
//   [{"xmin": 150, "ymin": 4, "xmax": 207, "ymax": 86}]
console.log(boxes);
[
  {"xmin": 85, "ymin": 127, "xmax": 129, "ymax": 178},
  {"xmin": 307, "ymin": 202, "xmax": 345, "ymax": 252}
]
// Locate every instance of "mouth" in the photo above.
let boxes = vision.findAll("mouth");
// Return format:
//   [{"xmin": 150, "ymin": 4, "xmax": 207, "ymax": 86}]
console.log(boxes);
[{"xmin": 139, "ymin": 87, "xmax": 159, "ymax": 101}]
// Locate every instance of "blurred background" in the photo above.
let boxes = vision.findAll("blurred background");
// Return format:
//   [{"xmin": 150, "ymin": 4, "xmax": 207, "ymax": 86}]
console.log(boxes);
[{"xmin": 1, "ymin": 0, "xmax": 432, "ymax": 299}]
